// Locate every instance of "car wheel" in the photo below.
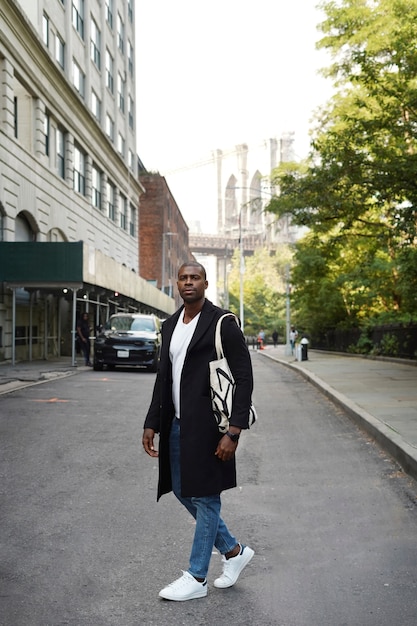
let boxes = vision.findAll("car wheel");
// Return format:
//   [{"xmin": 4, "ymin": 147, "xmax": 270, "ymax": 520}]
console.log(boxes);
[
  {"xmin": 93, "ymin": 362, "xmax": 103, "ymax": 371},
  {"xmin": 148, "ymin": 353, "xmax": 159, "ymax": 373}
]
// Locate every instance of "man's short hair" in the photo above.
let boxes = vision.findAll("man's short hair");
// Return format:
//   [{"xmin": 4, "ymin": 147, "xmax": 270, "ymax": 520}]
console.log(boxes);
[{"xmin": 178, "ymin": 261, "xmax": 207, "ymax": 280}]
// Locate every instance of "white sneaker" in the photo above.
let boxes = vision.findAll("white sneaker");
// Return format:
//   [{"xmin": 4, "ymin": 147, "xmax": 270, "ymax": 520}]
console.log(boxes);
[
  {"xmin": 214, "ymin": 545, "xmax": 254, "ymax": 589},
  {"xmin": 159, "ymin": 571, "xmax": 208, "ymax": 601}
]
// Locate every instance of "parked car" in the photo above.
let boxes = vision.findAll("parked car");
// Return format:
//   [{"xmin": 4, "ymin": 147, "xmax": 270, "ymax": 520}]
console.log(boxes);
[{"xmin": 93, "ymin": 313, "xmax": 161, "ymax": 372}]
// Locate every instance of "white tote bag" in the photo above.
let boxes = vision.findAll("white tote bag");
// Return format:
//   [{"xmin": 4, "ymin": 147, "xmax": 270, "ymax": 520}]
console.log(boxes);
[{"xmin": 209, "ymin": 314, "xmax": 257, "ymax": 433}]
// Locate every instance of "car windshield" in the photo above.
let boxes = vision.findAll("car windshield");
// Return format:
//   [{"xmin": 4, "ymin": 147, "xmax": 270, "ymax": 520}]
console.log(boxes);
[{"xmin": 107, "ymin": 317, "xmax": 155, "ymax": 332}]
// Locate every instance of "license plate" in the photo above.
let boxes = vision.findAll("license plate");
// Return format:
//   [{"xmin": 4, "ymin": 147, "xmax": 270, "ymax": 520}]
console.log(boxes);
[{"xmin": 117, "ymin": 350, "xmax": 129, "ymax": 358}]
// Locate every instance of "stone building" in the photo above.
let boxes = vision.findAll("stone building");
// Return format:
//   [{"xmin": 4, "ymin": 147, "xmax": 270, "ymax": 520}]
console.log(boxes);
[{"xmin": 0, "ymin": 0, "xmax": 174, "ymax": 364}]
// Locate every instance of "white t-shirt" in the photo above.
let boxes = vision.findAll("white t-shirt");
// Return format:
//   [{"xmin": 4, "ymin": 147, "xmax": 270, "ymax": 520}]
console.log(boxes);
[{"xmin": 170, "ymin": 312, "xmax": 200, "ymax": 418}]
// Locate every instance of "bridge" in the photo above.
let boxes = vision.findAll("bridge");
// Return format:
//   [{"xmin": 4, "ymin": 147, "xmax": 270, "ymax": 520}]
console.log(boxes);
[{"xmin": 189, "ymin": 232, "xmax": 272, "ymax": 257}]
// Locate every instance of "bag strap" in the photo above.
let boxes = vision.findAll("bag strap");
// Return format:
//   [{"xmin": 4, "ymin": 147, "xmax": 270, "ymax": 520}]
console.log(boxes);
[{"xmin": 215, "ymin": 313, "xmax": 238, "ymax": 359}]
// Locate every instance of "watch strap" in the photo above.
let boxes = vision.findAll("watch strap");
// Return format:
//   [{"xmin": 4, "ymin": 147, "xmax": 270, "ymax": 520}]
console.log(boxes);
[{"xmin": 225, "ymin": 431, "xmax": 240, "ymax": 442}]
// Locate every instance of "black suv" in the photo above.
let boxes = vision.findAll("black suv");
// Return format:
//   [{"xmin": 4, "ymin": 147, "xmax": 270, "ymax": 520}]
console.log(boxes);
[{"xmin": 93, "ymin": 313, "xmax": 161, "ymax": 372}]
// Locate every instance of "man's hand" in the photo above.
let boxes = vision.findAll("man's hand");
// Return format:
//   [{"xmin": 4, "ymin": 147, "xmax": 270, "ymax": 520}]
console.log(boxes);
[
  {"xmin": 215, "ymin": 434, "xmax": 238, "ymax": 462},
  {"xmin": 142, "ymin": 428, "xmax": 158, "ymax": 457}
]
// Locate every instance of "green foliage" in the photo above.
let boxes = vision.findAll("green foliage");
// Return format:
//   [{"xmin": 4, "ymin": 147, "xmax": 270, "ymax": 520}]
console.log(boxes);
[
  {"xmin": 349, "ymin": 330, "xmax": 400, "ymax": 356},
  {"xmin": 265, "ymin": 0, "xmax": 417, "ymax": 338},
  {"xmin": 226, "ymin": 246, "xmax": 293, "ymax": 338},
  {"xmin": 347, "ymin": 328, "xmax": 374, "ymax": 354},
  {"xmin": 378, "ymin": 333, "xmax": 400, "ymax": 356}
]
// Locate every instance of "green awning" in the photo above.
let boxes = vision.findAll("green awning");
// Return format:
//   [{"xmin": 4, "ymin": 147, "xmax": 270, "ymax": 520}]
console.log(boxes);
[{"xmin": 0, "ymin": 241, "xmax": 83, "ymax": 286}]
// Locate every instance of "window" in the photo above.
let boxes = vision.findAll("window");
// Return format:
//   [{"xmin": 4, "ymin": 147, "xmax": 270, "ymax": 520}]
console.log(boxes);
[
  {"xmin": 12, "ymin": 80, "xmax": 33, "ymax": 149},
  {"xmin": 73, "ymin": 60, "xmax": 85, "ymax": 97},
  {"xmin": 129, "ymin": 203, "xmax": 136, "ymax": 236},
  {"xmin": 127, "ymin": 40, "xmax": 134, "ymax": 75},
  {"xmin": 120, "ymin": 194, "xmax": 127, "ymax": 230},
  {"xmin": 73, "ymin": 145, "xmax": 85, "ymax": 195},
  {"xmin": 117, "ymin": 13, "xmax": 124, "ymax": 54},
  {"xmin": 117, "ymin": 73, "xmax": 125, "ymax": 113},
  {"xmin": 105, "ymin": 0, "xmax": 113, "ymax": 29},
  {"xmin": 128, "ymin": 95, "xmax": 134, "ymax": 129},
  {"xmin": 42, "ymin": 14, "xmax": 49, "ymax": 46},
  {"xmin": 72, "ymin": 0, "xmax": 84, "ymax": 39},
  {"xmin": 56, "ymin": 128, "xmax": 65, "ymax": 178},
  {"xmin": 0, "ymin": 202, "xmax": 5, "ymax": 242},
  {"xmin": 55, "ymin": 33, "xmax": 65, "ymax": 69},
  {"xmin": 90, "ymin": 18, "xmax": 101, "ymax": 69},
  {"xmin": 105, "ymin": 114, "xmax": 114, "ymax": 141},
  {"xmin": 91, "ymin": 90, "xmax": 101, "ymax": 121},
  {"xmin": 13, "ymin": 96, "xmax": 18, "ymax": 138},
  {"xmin": 92, "ymin": 164, "xmax": 102, "ymax": 209},
  {"xmin": 107, "ymin": 181, "xmax": 115, "ymax": 220},
  {"xmin": 44, "ymin": 113, "xmax": 50, "ymax": 156},
  {"xmin": 128, "ymin": 149, "xmax": 134, "ymax": 170},
  {"xmin": 105, "ymin": 49, "xmax": 114, "ymax": 92},
  {"xmin": 128, "ymin": 0, "xmax": 133, "ymax": 22},
  {"xmin": 117, "ymin": 133, "xmax": 125, "ymax": 157}
]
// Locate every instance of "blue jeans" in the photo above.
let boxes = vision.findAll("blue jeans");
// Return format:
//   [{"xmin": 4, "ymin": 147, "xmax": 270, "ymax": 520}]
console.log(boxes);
[{"xmin": 169, "ymin": 418, "xmax": 238, "ymax": 579}]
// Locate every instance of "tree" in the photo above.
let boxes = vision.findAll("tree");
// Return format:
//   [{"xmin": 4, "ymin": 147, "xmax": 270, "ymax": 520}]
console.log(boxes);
[{"xmin": 266, "ymin": 0, "xmax": 417, "ymax": 335}]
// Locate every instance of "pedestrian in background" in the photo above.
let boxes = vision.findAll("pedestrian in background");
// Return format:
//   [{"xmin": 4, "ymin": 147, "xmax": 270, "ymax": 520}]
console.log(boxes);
[
  {"xmin": 76, "ymin": 312, "xmax": 92, "ymax": 366},
  {"xmin": 142, "ymin": 261, "xmax": 254, "ymax": 602},
  {"xmin": 290, "ymin": 326, "xmax": 298, "ymax": 355},
  {"xmin": 272, "ymin": 329, "xmax": 278, "ymax": 347},
  {"xmin": 257, "ymin": 329, "xmax": 265, "ymax": 350}
]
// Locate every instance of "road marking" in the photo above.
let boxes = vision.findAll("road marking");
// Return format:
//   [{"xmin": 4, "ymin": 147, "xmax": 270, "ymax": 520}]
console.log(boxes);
[{"xmin": 31, "ymin": 397, "xmax": 70, "ymax": 403}]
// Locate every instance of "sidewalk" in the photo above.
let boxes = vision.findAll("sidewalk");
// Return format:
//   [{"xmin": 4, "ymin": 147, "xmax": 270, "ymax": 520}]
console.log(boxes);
[
  {"xmin": 258, "ymin": 345, "xmax": 417, "ymax": 482},
  {"xmin": 0, "ymin": 357, "xmax": 87, "ymax": 395}
]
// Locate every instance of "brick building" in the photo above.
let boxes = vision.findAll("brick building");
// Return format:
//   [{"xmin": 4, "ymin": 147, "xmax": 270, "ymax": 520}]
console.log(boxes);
[{"xmin": 139, "ymin": 173, "xmax": 194, "ymax": 310}]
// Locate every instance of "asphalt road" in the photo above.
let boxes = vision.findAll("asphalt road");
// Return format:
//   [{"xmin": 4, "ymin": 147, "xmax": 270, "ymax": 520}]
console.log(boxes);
[{"xmin": 1, "ymin": 353, "xmax": 416, "ymax": 626}]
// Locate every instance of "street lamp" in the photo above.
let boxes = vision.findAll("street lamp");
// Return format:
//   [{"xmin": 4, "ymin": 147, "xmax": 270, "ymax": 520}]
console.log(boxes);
[
  {"xmin": 226, "ymin": 186, "xmax": 274, "ymax": 335},
  {"xmin": 239, "ymin": 210, "xmax": 245, "ymax": 332},
  {"xmin": 223, "ymin": 243, "xmax": 231, "ymax": 310},
  {"xmin": 161, "ymin": 232, "xmax": 177, "ymax": 295}
]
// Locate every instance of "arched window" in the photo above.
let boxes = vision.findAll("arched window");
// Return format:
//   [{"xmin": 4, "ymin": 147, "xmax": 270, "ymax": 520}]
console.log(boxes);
[{"xmin": 15, "ymin": 212, "xmax": 37, "ymax": 242}]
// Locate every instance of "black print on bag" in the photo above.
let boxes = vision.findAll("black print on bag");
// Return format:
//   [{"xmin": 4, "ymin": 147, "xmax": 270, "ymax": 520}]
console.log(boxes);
[{"xmin": 211, "ymin": 364, "xmax": 236, "ymax": 431}]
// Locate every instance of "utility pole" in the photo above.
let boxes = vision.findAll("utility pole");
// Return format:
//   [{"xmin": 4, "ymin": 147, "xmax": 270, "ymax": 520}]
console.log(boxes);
[
  {"xmin": 285, "ymin": 264, "xmax": 291, "ymax": 355},
  {"xmin": 239, "ymin": 210, "xmax": 245, "ymax": 334}
]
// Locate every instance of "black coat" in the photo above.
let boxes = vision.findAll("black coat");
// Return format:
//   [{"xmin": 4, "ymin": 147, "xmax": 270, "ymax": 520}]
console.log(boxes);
[{"xmin": 144, "ymin": 299, "xmax": 254, "ymax": 500}]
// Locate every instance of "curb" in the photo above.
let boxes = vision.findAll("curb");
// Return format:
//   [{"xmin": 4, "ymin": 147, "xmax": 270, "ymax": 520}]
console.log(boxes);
[
  {"xmin": 0, "ymin": 369, "xmax": 79, "ymax": 396},
  {"xmin": 260, "ymin": 351, "xmax": 417, "ymax": 482}
]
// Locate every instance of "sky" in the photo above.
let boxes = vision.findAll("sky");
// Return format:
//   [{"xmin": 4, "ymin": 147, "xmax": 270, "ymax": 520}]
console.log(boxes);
[{"xmin": 135, "ymin": 1, "xmax": 334, "ymax": 232}]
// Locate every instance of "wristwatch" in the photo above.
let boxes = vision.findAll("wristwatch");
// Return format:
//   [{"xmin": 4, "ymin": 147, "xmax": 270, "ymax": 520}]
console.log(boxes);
[{"xmin": 225, "ymin": 431, "xmax": 240, "ymax": 442}]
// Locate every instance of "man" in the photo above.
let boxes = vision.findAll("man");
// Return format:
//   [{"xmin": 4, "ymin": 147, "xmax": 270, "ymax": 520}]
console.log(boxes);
[
  {"xmin": 76, "ymin": 312, "xmax": 91, "ymax": 366},
  {"xmin": 142, "ymin": 261, "xmax": 254, "ymax": 601}
]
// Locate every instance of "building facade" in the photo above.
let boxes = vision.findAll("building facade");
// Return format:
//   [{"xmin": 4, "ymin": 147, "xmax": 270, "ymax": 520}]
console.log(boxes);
[{"xmin": 0, "ymin": 0, "xmax": 174, "ymax": 363}]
